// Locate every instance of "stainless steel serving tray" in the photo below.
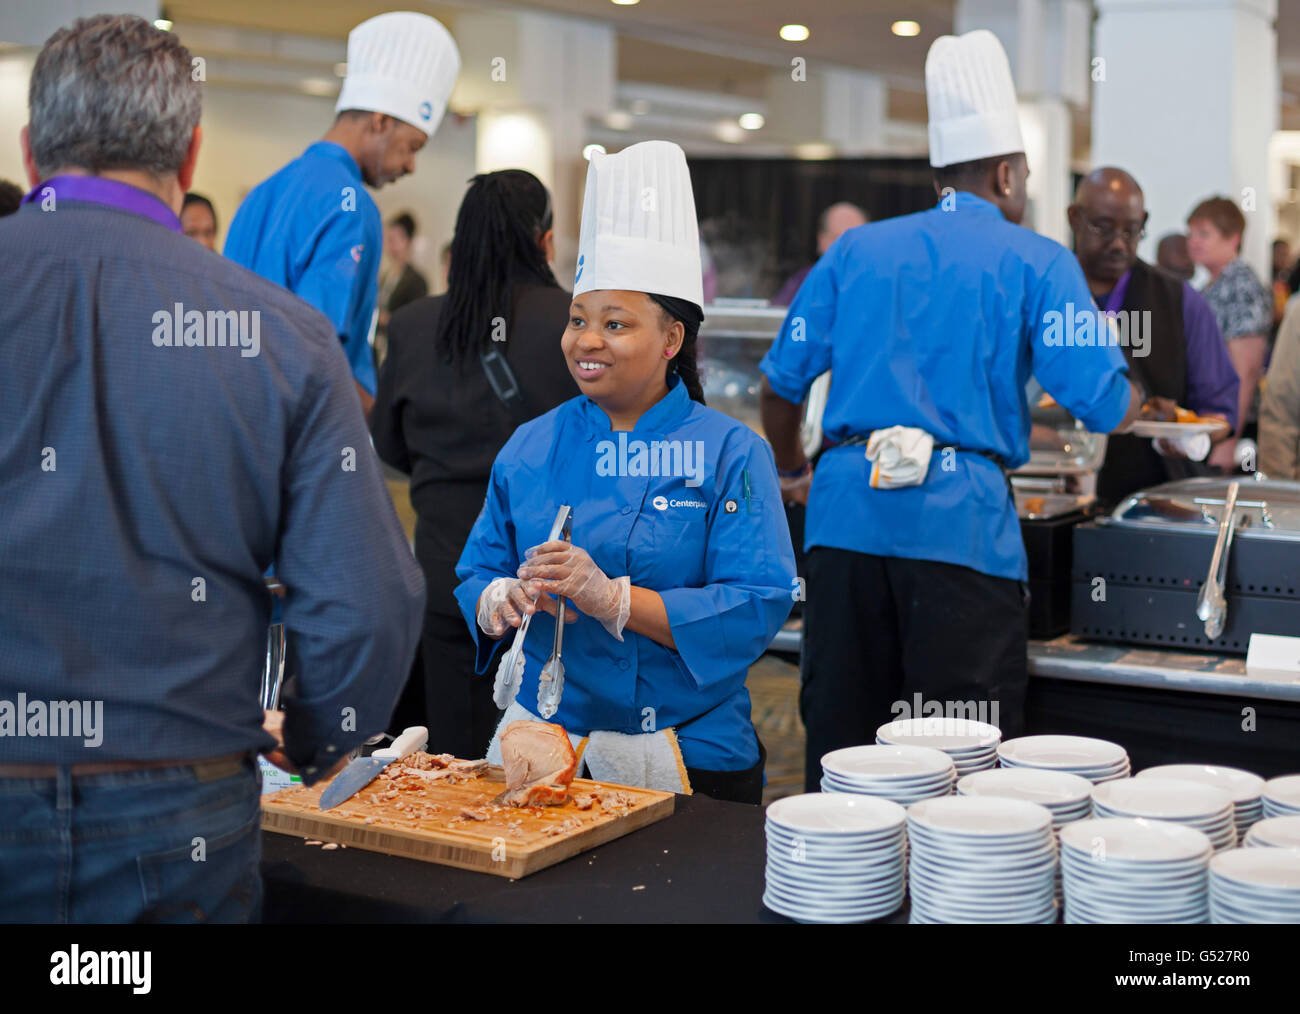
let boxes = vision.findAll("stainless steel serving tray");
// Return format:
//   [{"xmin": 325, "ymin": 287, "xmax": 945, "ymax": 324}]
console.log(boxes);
[{"xmin": 1106, "ymin": 476, "xmax": 1300, "ymax": 542}]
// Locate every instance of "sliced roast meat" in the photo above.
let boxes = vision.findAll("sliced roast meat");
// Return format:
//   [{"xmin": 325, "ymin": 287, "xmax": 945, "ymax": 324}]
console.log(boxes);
[{"xmin": 495, "ymin": 721, "xmax": 577, "ymax": 807}]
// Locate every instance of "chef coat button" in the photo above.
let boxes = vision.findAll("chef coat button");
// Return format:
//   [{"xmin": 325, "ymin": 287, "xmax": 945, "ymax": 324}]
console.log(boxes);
[
  {"xmin": 617, "ymin": 659, "xmax": 630, "ymax": 671},
  {"xmin": 621, "ymin": 505, "xmax": 632, "ymax": 515}
]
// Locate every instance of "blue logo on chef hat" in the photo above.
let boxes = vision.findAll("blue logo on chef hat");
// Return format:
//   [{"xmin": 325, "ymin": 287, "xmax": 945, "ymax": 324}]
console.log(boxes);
[
  {"xmin": 574, "ymin": 254, "xmax": 584, "ymax": 285},
  {"xmin": 419, "ymin": 101, "xmax": 433, "ymax": 121}
]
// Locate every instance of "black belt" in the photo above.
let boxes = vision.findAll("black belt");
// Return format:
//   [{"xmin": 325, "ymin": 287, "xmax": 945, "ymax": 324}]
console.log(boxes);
[{"xmin": 837, "ymin": 432, "xmax": 1009, "ymax": 471}]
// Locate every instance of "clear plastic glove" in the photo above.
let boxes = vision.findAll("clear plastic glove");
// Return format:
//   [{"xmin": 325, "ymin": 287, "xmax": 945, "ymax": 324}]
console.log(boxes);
[
  {"xmin": 475, "ymin": 575, "xmax": 574, "ymax": 638},
  {"xmin": 517, "ymin": 541, "xmax": 632, "ymax": 641}
]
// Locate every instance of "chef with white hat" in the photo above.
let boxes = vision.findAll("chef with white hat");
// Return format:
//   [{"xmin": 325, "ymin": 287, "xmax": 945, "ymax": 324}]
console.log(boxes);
[
  {"xmin": 454, "ymin": 141, "xmax": 796, "ymax": 804},
  {"xmin": 759, "ymin": 30, "xmax": 1144, "ymax": 791},
  {"xmin": 225, "ymin": 11, "xmax": 460, "ymax": 415}
]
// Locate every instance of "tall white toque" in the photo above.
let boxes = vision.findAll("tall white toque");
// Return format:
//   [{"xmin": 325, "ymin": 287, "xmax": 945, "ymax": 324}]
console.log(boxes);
[
  {"xmin": 335, "ymin": 11, "xmax": 461, "ymax": 138},
  {"xmin": 573, "ymin": 140, "xmax": 704, "ymax": 308},
  {"xmin": 925, "ymin": 28, "xmax": 1025, "ymax": 169}
]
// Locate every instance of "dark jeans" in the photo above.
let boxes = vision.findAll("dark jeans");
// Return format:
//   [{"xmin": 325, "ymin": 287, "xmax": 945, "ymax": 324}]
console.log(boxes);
[
  {"xmin": 800, "ymin": 548, "xmax": 1028, "ymax": 793},
  {"xmin": 0, "ymin": 755, "xmax": 262, "ymax": 923}
]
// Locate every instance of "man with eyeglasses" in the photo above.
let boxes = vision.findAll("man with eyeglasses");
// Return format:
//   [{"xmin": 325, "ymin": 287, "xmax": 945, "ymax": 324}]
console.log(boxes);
[{"xmin": 1068, "ymin": 168, "xmax": 1239, "ymax": 505}]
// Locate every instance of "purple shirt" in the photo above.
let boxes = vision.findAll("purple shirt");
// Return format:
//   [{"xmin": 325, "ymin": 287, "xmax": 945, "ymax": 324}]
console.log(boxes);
[
  {"xmin": 23, "ymin": 174, "xmax": 182, "ymax": 232},
  {"xmin": 772, "ymin": 264, "xmax": 812, "ymax": 307},
  {"xmin": 1103, "ymin": 268, "xmax": 1240, "ymax": 430}
]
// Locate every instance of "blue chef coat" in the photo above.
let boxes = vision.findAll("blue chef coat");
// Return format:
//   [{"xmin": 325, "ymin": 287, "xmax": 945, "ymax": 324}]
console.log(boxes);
[
  {"xmin": 224, "ymin": 141, "xmax": 381, "ymax": 395},
  {"xmin": 759, "ymin": 191, "xmax": 1131, "ymax": 582},
  {"xmin": 454, "ymin": 376, "xmax": 797, "ymax": 771}
]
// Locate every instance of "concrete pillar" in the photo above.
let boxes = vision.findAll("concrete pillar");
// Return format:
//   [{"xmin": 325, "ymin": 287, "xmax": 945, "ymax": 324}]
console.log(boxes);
[
  {"xmin": 763, "ymin": 66, "xmax": 887, "ymax": 155},
  {"xmin": 954, "ymin": 0, "xmax": 1090, "ymax": 245},
  {"xmin": 1091, "ymin": 0, "xmax": 1278, "ymax": 278},
  {"xmin": 452, "ymin": 10, "xmax": 615, "ymax": 283}
]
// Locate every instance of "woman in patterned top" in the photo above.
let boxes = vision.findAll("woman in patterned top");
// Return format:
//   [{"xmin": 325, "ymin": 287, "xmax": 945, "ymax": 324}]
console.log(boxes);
[{"xmin": 1188, "ymin": 196, "xmax": 1272, "ymax": 472}]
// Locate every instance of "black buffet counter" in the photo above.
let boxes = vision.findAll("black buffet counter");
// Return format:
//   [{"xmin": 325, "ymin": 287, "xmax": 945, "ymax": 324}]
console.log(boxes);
[
  {"xmin": 1027, "ymin": 635, "xmax": 1300, "ymax": 779},
  {"xmin": 260, "ymin": 791, "xmax": 831, "ymax": 924}
]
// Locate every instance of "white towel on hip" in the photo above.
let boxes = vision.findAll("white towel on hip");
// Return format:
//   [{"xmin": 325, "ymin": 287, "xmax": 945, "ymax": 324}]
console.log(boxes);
[{"xmin": 866, "ymin": 425, "xmax": 935, "ymax": 488}]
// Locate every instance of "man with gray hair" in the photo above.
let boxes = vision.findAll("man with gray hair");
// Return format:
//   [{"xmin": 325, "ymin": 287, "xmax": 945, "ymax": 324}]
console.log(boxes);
[{"xmin": 0, "ymin": 14, "xmax": 425, "ymax": 923}]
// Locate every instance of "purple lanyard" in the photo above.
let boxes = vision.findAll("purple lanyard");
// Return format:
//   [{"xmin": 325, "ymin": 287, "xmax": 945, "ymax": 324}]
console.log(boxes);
[{"xmin": 22, "ymin": 175, "xmax": 182, "ymax": 233}]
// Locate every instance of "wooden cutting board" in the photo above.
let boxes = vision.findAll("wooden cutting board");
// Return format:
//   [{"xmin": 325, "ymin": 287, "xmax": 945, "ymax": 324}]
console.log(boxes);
[{"xmin": 261, "ymin": 765, "xmax": 675, "ymax": 879}]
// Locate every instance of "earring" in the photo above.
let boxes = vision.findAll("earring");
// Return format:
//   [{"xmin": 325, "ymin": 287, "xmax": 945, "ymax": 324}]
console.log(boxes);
[{"xmin": 1004, "ymin": 188, "xmax": 1011, "ymax": 196}]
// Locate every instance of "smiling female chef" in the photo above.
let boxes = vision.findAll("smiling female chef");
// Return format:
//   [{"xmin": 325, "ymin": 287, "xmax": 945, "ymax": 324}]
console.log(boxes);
[{"xmin": 453, "ymin": 141, "xmax": 796, "ymax": 804}]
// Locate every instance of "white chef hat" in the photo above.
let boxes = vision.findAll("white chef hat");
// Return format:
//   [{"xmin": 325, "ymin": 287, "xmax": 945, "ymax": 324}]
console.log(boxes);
[
  {"xmin": 335, "ymin": 12, "xmax": 461, "ymax": 138},
  {"xmin": 573, "ymin": 140, "xmax": 704, "ymax": 308},
  {"xmin": 925, "ymin": 28, "xmax": 1024, "ymax": 168}
]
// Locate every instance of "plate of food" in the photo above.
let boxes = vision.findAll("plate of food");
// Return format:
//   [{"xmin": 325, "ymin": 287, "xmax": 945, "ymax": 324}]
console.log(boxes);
[{"xmin": 1123, "ymin": 398, "xmax": 1230, "ymax": 439}]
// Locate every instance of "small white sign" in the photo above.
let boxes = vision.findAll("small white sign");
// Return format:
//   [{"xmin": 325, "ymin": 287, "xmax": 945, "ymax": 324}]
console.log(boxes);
[{"xmin": 1245, "ymin": 633, "xmax": 1300, "ymax": 679}]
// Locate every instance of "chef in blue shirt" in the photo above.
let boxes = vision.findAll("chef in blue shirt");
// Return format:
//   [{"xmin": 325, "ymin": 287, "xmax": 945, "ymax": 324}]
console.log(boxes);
[
  {"xmin": 759, "ymin": 31, "xmax": 1144, "ymax": 792},
  {"xmin": 225, "ymin": 12, "xmax": 459, "ymax": 416},
  {"xmin": 455, "ymin": 141, "xmax": 796, "ymax": 804}
]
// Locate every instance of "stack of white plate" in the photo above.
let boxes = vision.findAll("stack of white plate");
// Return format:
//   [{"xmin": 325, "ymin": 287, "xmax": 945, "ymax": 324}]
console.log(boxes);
[
  {"xmin": 1137, "ymin": 764, "xmax": 1264, "ymax": 843},
  {"xmin": 763, "ymin": 793, "xmax": 907, "ymax": 923},
  {"xmin": 906, "ymin": 796, "xmax": 1057, "ymax": 924},
  {"xmin": 957, "ymin": 767, "xmax": 1093, "ymax": 902},
  {"xmin": 1209, "ymin": 847, "xmax": 1300, "ymax": 923},
  {"xmin": 875, "ymin": 718, "xmax": 1001, "ymax": 776},
  {"xmin": 1262, "ymin": 775, "xmax": 1300, "ymax": 819},
  {"xmin": 1060, "ymin": 818, "xmax": 1212, "ymax": 924},
  {"xmin": 1244, "ymin": 815, "xmax": 1300, "ymax": 849},
  {"xmin": 1092, "ymin": 778, "xmax": 1237, "ymax": 851},
  {"xmin": 819, "ymin": 744, "xmax": 956, "ymax": 804},
  {"xmin": 997, "ymin": 735, "xmax": 1130, "ymax": 783}
]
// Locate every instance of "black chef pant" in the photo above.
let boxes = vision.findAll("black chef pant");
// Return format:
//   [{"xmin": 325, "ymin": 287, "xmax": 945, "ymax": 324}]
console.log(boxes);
[
  {"xmin": 389, "ymin": 609, "xmax": 502, "ymax": 760},
  {"xmin": 800, "ymin": 548, "xmax": 1027, "ymax": 793}
]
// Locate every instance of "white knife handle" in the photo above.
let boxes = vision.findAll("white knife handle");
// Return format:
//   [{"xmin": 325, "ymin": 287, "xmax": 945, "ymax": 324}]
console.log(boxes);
[{"xmin": 373, "ymin": 725, "xmax": 427, "ymax": 761}]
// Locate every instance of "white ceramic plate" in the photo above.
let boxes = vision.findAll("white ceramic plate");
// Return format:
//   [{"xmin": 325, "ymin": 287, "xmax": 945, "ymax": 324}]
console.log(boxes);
[
  {"xmin": 1137, "ymin": 764, "xmax": 1265, "ymax": 804},
  {"xmin": 957, "ymin": 767, "xmax": 1094, "ymax": 807},
  {"xmin": 1058, "ymin": 817, "xmax": 1213, "ymax": 863},
  {"xmin": 1092, "ymin": 777, "xmax": 1233, "ymax": 820},
  {"xmin": 1210, "ymin": 847, "xmax": 1300, "ymax": 890},
  {"xmin": 1123, "ymin": 419, "xmax": 1228, "ymax": 438},
  {"xmin": 821, "ymin": 744, "xmax": 956, "ymax": 781},
  {"xmin": 1263, "ymin": 775, "xmax": 1300, "ymax": 810},
  {"xmin": 998, "ymin": 735, "xmax": 1127, "ymax": 770},
  {"xmin": 907, "ymin": 795, "xmax": 1054, "ymax": 837},
  {"xmin": 765, "ymin": 793, "xmax": 906, "ymax": 835},
  {"xmin": 1246, "ymin": 816, "xmax": 1300, "ymax": 849},
  {"xmin": 876, "ymin": 717, "xmax": 1001, "ymax": 751}
]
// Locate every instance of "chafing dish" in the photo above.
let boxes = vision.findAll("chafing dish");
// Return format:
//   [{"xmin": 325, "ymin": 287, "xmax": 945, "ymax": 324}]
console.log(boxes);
[{"xmin": 1071, "ymin": 476, "xmax": 1300, "ymax": 654}]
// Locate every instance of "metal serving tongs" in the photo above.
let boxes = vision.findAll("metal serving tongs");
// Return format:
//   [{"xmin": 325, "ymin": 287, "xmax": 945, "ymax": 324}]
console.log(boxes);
[
  {"xmin": 537, "ymin": 509, "xmax": 573, "ymax": 719},
  {"xmin": 1195, "ymin": 480, "xmax": 1241, "ymax": 641},
  {"xmin": 493, "ymin": 505, "xmax": 572, "ymax": 710}
]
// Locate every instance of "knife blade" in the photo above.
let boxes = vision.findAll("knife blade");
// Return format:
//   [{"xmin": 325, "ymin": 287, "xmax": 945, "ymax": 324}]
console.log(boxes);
[{"xmin": 318, "ymin": 725, "xmax": 427, "ymax": 810}]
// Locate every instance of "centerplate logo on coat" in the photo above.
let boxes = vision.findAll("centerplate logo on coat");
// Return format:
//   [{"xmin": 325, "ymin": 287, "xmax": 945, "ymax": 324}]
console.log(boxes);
[{"xmin": 595, "ymin": 432, "xmax": 706, "ymax": 488}]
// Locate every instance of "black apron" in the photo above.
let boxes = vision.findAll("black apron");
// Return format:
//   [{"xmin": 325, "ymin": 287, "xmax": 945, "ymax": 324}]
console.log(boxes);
[{"xmin": 1095, "ymin": 259, "xmax": 1205, "ymax": 508}]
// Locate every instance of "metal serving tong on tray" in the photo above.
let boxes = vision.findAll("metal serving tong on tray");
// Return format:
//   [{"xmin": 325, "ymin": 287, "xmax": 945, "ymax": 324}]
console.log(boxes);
[
  {"xmin": 1195, "ymin": 480, "xmax": 1241, "ymax": 641},
  {"xmin": 492, "ymin": 505, "xmax": 572, "ymax": 710}
]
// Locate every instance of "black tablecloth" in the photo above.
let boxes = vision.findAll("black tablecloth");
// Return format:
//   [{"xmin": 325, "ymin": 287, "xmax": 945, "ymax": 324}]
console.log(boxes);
[{"xmin": 261, "ymin": 791, "xmax": 812, "ymax": 923}]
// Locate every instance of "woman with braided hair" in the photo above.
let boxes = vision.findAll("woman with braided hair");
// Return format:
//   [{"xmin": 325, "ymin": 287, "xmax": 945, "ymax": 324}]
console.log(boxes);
[
  {"xmin": 371, "ymin": 169, "xmax": 578, "ymax": 759},
  {"xmin": 454, "ymin": 142, "xmax": 795, "ymax": 803}
]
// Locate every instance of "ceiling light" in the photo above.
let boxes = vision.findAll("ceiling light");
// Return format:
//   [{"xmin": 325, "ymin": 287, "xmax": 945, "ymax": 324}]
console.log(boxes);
[
  {"xmin": 582, "ymin": 144, "xmax": 606, "ymax": 160},
  {"xmin": 300, "ymin": 77, "xmax": 336, "ymax": 96},
  {"xmin": 716, "ymin": 122, "xmax": 744, "ymax": 144},
  {"xmin": 604, "ymin": 110, "xmax": 634, "ymax": 130},
  {"xmin": 153, "ymin": 19, "xmax": 173, "ymax": 31},
  {"xmin": 891, "ymin": 21, "xmax": 921, "ymax": 37},
  {"xmin": 738, "ymin": 113, "xmax": 765, "ymax": 130},
  {"xmin": 780, "ymin": 25, "xmax": 809, "ymax": 42},
  {"xmin": 612, "ymin": 0, "xmax": 640, "ymax": 5}
]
